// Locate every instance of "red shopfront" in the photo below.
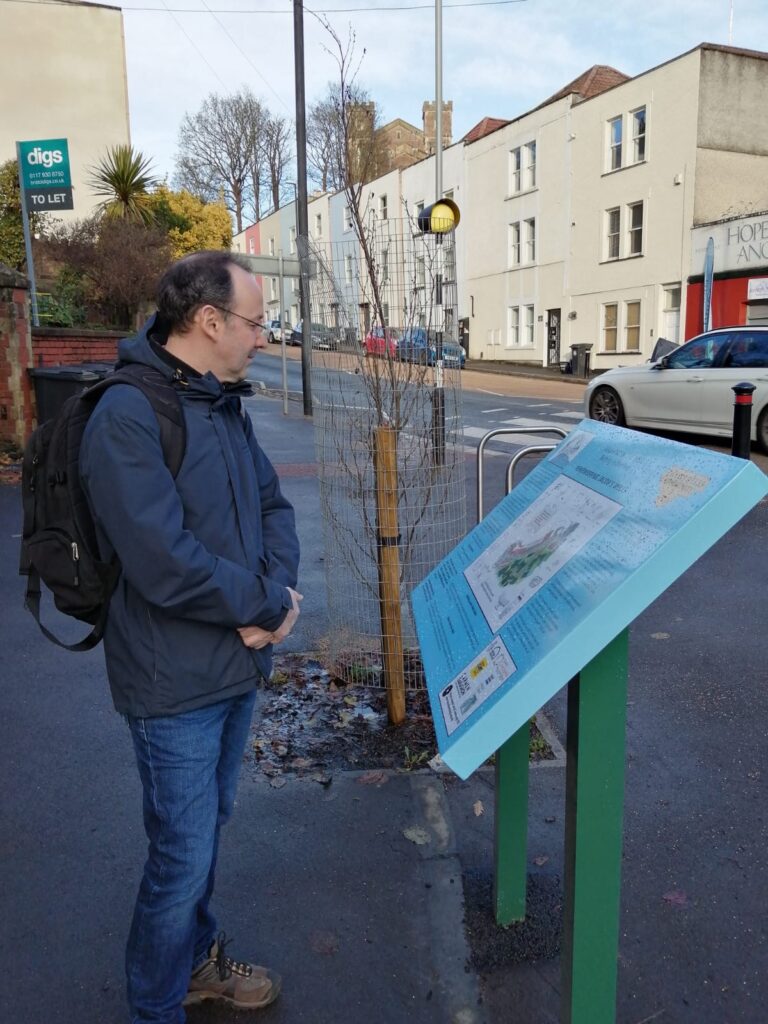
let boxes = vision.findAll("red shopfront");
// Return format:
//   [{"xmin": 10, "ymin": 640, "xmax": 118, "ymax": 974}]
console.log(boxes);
[{"xmin": 687, "ymin": 215, "xmax": 768, "ymax": 338}]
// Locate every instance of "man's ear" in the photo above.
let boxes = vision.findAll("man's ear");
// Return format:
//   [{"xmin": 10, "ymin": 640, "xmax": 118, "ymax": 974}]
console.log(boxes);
[{"xmin": 197, "ymin": 303, "xmax": 221, "ymax": 339}]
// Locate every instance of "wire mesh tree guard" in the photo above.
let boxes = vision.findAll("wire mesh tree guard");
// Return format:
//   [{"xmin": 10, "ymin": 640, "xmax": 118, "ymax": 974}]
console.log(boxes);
[{"xmin": 304, "ymin": 214, "xmax": 467, "ymax": 718}]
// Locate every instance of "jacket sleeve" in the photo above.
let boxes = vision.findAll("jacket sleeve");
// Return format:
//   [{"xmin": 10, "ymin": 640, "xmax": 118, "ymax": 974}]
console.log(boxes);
[
  {"xmin": 80, "ymin": 386, "xmax": 292, "ymax": 631},
  {"xmin": 244, "ymin": 414, "xmax": 300, "ymax": 590}
]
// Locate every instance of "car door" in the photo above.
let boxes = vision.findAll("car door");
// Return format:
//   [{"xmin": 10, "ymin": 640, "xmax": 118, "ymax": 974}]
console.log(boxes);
[
  {"xmin": 703, "ymin": 330, "xmax": 768, "ymax": 433},
  {"xmin": 628, "ymin": 331, "xmax": 732, "ymax": 430}
]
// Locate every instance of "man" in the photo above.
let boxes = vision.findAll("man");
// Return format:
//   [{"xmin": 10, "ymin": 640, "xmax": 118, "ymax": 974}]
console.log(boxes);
[{"xmin": 80, "ymin": 251, "xmax": 301, "ymax": 1023}]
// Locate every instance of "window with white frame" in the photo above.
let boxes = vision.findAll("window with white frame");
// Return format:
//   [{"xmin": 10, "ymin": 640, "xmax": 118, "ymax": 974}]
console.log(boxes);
[
  {"xmin": 415, "ymin": 256, "xmax": 426, "ymax": 289},
  {"xmin": 344, "ymin": 205, "xmax": 353, "ymax": 231},
  {"xmin": 608, "ymin": 116, "xmax": 622, "ymax": 171},
  {"xmin": 379, "ymin": 194, "xmax": 388, "ymax": 220},
  {"xmin": 524, "ymin": 218, "xmax": 536, "ymax": 263},
  {"xmin": 444, "ymin": 244, "xmax": 456, "ymax": 282},
  {"xmin": 381, "ymin": 246, "xmax": 389, "ymax": 282},
  {"xmin": 628, "ymin": 202, "xmax": 643, "ymax": 255},
  {"xmin": 508, "ymin": 222, "xmax": 521, "ymax": 266},
  {"xmin": 509, "ymin": 147, "xmax": 522, "ymax": 193},
  {"xmin": 524, "ymin": 305, "xmax": 535, "ymax": 345},
  {"xmin": 416, "ymin": 200, "xmax": 425, "ymax": 216},
  {"xmin": 289, "ymin": 226, "xmax": 296, "ymax": 254},
  {"xmin": 270, "ymin": 277, "xmax": 277, "ymax": 301},
  {"xmin": 291, "ymin": 304, "xmax": 298, "ymax": 324},
  {"xmin": 315, "ymin": 213, "xmax": 323, "ymax": 237},
  {"xmin": 248, "ymin": 238, "xmax": 255, "ymax": 254},
  {"xmin": 625, "ymin": 301, "xmax": 641, "ymax": 349},
  {"xmin": 268, "ymin": 237, "xmax": 275, "ymax": 257},
  {"xmin": 344, "ymin": 254, "xmax": 353, "ymax": 284},
  {"xmin": 507, "ymin": 306, "xmax": 520, "ymax": 347},
  {"xmin": 632, "ymin": 107, "xmax": 646, "ymax": 163},
  {"xmin": 524, "ymin": 142, "xmax": 536, "ymax": 189},
  {"xmin": 606, "ymin": 208, "xmax": 620, "ymax": 260},
  {"xmin": 603, "ymin": 303, "xmax": 618, "ymax": 352},
  {"xmin": 382, "ymin": 302, "xmax": 389, "ymax": 325}
]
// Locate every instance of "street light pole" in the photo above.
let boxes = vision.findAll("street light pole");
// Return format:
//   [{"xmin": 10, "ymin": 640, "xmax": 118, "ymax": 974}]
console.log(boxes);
[{"xmin": 293, "ymin": 0, "xmax": 313, "ymax": 416}]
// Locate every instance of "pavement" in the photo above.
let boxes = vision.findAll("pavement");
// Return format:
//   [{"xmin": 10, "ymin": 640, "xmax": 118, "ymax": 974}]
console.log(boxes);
[{"xmin": 2, "ymin": 383, "xmax": 767, "ymax": 1024}]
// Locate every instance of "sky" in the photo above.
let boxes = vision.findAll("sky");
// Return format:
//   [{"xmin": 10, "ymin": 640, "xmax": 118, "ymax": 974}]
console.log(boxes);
[{"xmin": 116, "ymin": 0, "xmax": 768, "ymax": 184}]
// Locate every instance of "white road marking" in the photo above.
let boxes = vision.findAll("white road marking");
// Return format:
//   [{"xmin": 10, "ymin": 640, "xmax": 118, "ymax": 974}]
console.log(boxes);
[
  {"xmin": 477, "ymin": 389, "xmax": 505, "ymax": 397},
  {"xmin": 481, "ymin": 407, "xmax": 508, "ymax": 414},
  {"xmin": 550, "ymin": 411, "xmax": 586, "ymax": 420},
  {"xmin": 461, "ymin": 425, "xmax": 567, "ymax": 446},
  {"xmin": 500, "ymin": 416, "xmax": 574, "ymax": 429}
]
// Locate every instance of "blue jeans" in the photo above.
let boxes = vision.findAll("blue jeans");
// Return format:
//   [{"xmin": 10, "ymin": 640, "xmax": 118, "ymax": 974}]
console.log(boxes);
[{"xmin": 125, "ymin": 690, "xmax": 257, "ymax": 1024}]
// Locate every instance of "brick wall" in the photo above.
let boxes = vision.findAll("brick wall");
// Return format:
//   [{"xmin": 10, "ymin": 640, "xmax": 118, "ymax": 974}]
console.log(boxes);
[
  {"xmin": 0, "ymin": 268, "xmax": 34, "ymax": 448},
  {"xmin": 31, "ymin": 327, "xmax": 122, "ymax": 368}
]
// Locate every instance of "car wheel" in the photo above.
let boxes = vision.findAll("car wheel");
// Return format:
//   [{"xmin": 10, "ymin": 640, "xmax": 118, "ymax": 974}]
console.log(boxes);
[
  {"xmin": 589, "ymin": 386, "xmax": 625, "ymax": 426},
  {"xmin": 756, "ymin": 406, "xmax": 768, "ymax": 455}
]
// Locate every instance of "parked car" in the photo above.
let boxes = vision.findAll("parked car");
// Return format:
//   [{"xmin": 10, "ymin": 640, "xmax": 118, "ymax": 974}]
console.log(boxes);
[
  {"xmin": 291, "ymin": 320, "xmax": 338, "ymax": 350},
  {"xmin": 398, "ymin": 327, "xmax": 466, "ymax": 369},
  {"xmin": 584, "ymin": 326, "xmax": 768, "ymax": 452},
  {"xmin": 265, "ymin": 319, "xmax": 287, "ymax": 344},
  {"xmin": 364, "ymin": 327, "xmax": 400, "ymax": 358}
]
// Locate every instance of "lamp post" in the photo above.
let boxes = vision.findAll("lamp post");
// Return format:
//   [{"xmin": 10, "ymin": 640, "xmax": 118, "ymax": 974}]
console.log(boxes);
[{"xmin": 292, "ymin": 0, "xmax": 313, "ymax": 416}]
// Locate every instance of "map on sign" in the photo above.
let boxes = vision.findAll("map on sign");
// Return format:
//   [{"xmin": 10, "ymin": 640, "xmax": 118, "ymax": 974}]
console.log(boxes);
[{"xmin": 411, "ymin": 420, "xmax": 768, "ymax": 779}]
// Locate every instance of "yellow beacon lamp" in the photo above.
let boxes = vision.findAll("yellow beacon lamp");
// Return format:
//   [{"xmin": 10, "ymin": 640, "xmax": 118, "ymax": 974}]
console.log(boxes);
[{"xmin": 417, "ymin": 198, "xmax": 460, "ymax": 234}]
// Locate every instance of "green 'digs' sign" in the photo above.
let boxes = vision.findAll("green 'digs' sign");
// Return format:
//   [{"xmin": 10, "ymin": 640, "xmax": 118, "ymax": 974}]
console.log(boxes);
[{"xmin": 17, "ymin": 138, "xmax": 74, "ymax": 211}]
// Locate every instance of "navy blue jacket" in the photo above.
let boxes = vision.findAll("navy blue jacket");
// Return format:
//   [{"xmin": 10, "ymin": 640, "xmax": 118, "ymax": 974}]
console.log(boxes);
[{"xmin": 80, "ymin": 321, "xmax": 300, "ymax": 718}]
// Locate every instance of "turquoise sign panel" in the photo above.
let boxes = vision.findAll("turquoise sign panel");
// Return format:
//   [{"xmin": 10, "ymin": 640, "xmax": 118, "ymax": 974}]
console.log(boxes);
[
  {"xmin": 412, "ymin": 420, "xmax": 768, "ymax": 780},
  {"xmin": 17, "ymin": 138, "xmax": 73, "ymax": 211}
]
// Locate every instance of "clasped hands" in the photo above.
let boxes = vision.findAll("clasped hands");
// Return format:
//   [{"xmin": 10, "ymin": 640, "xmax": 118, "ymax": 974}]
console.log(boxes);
[{"xmin": 237, "ymin": 587, "xmax": 303, "ymax": 650}]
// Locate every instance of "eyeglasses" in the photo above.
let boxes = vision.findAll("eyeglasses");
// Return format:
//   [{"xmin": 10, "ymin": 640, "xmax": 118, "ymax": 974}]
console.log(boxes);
[{"xmin": 214, "ymin": 306, "xmax": 265, "ymax": 332}]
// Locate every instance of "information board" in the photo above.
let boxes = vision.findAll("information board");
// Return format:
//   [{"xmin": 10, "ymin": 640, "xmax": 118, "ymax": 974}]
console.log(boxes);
[
  {"xmin": 412, "ymin": 420, "xmax": 768, "ymax": 779},
  {"xmin": 17, "ymin": 138, "xmax": 73, "ymax": 211}
]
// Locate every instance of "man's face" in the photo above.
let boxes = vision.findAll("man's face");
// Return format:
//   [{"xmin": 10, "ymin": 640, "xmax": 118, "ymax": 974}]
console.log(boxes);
[{"xmin": 216, "ymin": 266, "xmax": 267, "ymax": 382}]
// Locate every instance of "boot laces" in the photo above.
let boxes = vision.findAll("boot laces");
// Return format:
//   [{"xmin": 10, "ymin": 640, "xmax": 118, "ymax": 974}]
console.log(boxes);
[{"xmin": 214, "ymin": 931, "xmax": 253, "ymax": 980}]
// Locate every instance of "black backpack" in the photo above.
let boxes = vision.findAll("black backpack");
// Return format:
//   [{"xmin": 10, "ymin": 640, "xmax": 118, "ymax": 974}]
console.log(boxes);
[{"xmin": 19, "ymin": 363, "xmax": 186, "ymax": 651}]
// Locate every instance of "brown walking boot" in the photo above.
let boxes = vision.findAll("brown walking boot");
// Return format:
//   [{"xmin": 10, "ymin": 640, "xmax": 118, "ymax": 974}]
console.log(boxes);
[{"xmin": 183, "ymin": 932, "xmax": 281, "ymax": 1010}]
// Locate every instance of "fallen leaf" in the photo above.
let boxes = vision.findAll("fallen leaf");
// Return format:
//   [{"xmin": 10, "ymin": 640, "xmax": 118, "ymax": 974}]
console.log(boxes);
[
  {"xmin": 269, "ymin": 776, "xmax": 287, "ymax": 789},
  {"xmin": 311, "ymin": 771, "xmax": 332, "ymax": 787},
  {"xmin": 651, "ymin": 632, "xmax": 671, "ymax": 640},
  {"xmin": 662, "ymin": 889, "xmax": 687, "ymax": 906},
  {"xmin": 343, "ymin": 695, "xmax": 357, "ymax": 706},
  {"xmin": 533, "ymin": 855, "xmax": 549, "ymax": 867},
  {"xmin": 357, "ymin": 770, "xmax": 388, "ymax": 786},
  {"xmin": 473, "ymin": 800, "xmax": 484, "ymax": 817},
  {"xmin": 403, "ymin": 826, "xmax": 431, "ymax": 846},
  {"xmin": 290, "ymin": 757, "xmax": 313, "ymax": 770},
  {"xmin": 309, "ymin": 930, "xmax": 339, "ymax": 955}
]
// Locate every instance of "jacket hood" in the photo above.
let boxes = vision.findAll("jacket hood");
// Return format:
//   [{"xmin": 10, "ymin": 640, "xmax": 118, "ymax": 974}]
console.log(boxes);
[{"xmin": 117, "ymin": 313, "xmax": 253, "ymax": 401}]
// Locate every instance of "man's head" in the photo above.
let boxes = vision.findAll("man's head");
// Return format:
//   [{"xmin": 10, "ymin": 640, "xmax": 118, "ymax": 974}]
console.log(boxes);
[{"xmin": 157, "ymin": 251, "xmax": 266, "ymax": 382}]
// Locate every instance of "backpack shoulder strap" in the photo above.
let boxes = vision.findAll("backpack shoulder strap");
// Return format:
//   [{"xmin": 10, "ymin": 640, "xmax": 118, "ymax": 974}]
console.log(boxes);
[{"xmin": 90, "ymin": 364, "xmax": 187, "ymax": 477}]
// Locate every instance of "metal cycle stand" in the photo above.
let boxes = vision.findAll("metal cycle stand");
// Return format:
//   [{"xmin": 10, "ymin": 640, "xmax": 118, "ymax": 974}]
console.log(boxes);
[{"xmin": 477, "ymin": 425, "xmax": 631, "ymax": 1024}]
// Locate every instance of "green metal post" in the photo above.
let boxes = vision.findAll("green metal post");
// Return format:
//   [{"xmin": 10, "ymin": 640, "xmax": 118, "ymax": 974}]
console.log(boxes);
[
  {"xmin": 561, "ymin": 629, "xmax": 629, "ymax": 1024},
  {"xmin": 494, "ymin": 721, "xmax": 529, "ymax": 924}
]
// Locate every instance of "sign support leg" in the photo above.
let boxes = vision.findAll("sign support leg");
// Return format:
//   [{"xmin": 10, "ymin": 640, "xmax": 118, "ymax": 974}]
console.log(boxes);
[
  {"xmin": 494, "ymin": 723, "xmax": 529, "ymax": 924},
  {"xmin": 561, "ymin": 628, "xmax": 628, "ymax": 1024}
]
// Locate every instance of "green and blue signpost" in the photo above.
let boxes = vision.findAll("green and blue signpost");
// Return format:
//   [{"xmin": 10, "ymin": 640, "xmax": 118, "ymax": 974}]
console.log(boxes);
[
  {"xmin": 15, "ymin": 138, "xmax": 74, "ymax": 324},
  {"xmin": 412, "ymin": 420, "xmax": 768, "ymax": 1024}
]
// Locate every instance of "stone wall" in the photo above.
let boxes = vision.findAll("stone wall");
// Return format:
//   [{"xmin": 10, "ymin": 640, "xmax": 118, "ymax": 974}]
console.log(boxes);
[{"xmin": 31, "ymin": 327, "xmax": 121, "ymax": 368}]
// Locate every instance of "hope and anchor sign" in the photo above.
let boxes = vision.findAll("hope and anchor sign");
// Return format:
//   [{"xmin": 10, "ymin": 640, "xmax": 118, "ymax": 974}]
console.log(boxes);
[{"xmin": 17, "ymin": 138, "xmax": 74, "ymax": 211}]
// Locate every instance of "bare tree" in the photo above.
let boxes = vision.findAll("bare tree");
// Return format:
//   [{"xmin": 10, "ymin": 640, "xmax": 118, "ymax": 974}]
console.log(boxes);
[
  {"xmin": 263, "ymin": 113, "xmax": 294, "ymax": 211},
  {"xmin": 174, "ymin": 89, "xmax": 266, "ymax": 233},
  {"xmin": 307, "ymin": 78, "xmax": 380, "ymax": 193}
]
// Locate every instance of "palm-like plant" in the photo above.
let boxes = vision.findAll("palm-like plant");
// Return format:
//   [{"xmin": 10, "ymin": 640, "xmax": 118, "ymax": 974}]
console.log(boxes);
[{"xmin": 89, "ymin": 145, "xmax": 158, "ymax": 225}]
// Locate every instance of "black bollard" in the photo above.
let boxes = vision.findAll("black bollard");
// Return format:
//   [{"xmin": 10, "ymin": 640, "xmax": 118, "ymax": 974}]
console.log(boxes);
[{"xmin": 731, "ymin": 382, "xmax": 756, "ymax": 459}]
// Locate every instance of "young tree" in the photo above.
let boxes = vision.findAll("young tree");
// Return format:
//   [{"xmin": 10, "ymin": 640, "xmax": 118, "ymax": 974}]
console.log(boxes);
[
  {"xmin": 175, "ymin": 89, "xmax": 267, "ymax": 233},
  {"xmin": 147, "ymin": 185, "xmax": 232, "ymax": 258},
  {"xmin": 89, "ymin": 145, "xmax": 158, "ymax": 225}
]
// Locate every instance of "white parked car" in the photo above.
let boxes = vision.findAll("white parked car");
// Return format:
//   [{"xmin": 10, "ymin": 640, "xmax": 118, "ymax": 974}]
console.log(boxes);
[{"xmin": 584, "ymin": 327, "xmax": 768, "ymax": 452}]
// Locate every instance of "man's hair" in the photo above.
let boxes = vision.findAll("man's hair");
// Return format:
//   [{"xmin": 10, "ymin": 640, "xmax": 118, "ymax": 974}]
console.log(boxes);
[{"xmin": 156, "ymin": 250, "xmax": 252, "ymax": 334}]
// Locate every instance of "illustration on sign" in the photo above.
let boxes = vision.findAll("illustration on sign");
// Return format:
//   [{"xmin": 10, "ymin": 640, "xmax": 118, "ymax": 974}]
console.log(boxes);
[{"xmin": 411, "ymin": 420, "xmax": 768, "ymax": 779}]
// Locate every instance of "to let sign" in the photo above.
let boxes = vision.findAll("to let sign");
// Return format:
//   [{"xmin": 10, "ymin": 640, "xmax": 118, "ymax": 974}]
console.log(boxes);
[{"xmin": 17, "ymin": 138, "xmax": 74, "ymax": 211}]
